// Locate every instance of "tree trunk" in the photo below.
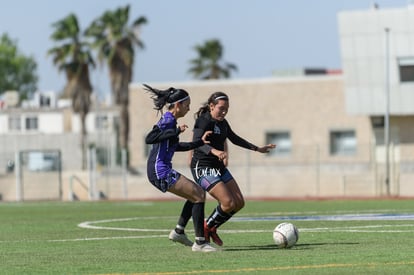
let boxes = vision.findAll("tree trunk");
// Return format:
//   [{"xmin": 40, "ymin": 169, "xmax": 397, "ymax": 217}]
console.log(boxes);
[
  {"xmin": 110, "ymin": 67, "xmax": 130, "ymax": 151},
  {"xmin": 80, "ymin": 111, "xmax": 87, "ymax": 170},
  {"xmin": 119, "ymin": 103, "xmax": 129, "ymax": 150}
]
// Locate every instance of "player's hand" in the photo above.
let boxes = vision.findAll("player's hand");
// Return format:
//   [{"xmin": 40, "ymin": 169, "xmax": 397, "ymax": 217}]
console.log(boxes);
[
  {"xmin": 211, "ymin": 149, "xmax": 227, "ymax": 162},
  {"xmin": 201, "ymin": 131, "xmax": 212, "ymax": 144},
  {"xmin": 257, "ymin": 144, "xmax": 276, "ymax": 153},
  {"xmin": 217, "ymin": 151, "xmax": 227, "ymax": 161},
  {"xmin": 178, "ymin": 124, "xmax": 188, "ymax": 133}
]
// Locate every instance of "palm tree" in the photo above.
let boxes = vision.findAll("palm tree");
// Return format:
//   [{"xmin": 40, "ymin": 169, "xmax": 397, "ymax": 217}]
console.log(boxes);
[
  {"xmin": 85, "ymin": 5, "xmax": 147, "ymax": 155},
  {"xmin": 188, "ymin": 39, "xmax": 238, "ymax": 80},
  {"xmin": 48, "ymin": 13, "xmax": 95, "ymax": 169}
]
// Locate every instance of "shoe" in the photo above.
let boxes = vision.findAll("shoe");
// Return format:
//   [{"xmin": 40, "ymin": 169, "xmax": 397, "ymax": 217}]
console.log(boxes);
[
  {"xmin": 203, "ymin": 220, "xmax": 210, "ymax": 243},
  {"xmin": 209, "ymin": 226, "xmax": 223, "ymax": 246},
  {"xmin": 192, "ymin": 242, "xmax": 217, "ymax": 252},
  {"xmin": 168, "ymin": 230, "xmax": 193, "ymax": 247}
]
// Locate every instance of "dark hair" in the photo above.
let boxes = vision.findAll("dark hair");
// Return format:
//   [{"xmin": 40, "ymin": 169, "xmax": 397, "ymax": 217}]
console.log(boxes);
[
  {"xmin": 194, "ymin": 91, "xmax": 229, "ymax": 118},
  {"xmin": 143, "ymin": 84, "xmax": 189, "ymax": 114}
]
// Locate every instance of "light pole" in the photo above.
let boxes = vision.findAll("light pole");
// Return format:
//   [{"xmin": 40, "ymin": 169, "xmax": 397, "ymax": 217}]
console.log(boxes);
[{"xmin": 384, "ymin": 27, "xmax": 390, "ymax": 196}]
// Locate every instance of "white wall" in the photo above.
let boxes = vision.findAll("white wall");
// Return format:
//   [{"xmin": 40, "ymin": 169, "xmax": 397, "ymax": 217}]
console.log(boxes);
[
  {"xmin": 0, "ymin": 115, "xmax": 7, "ymax": 133},
  {"xmin": 338, "ymin": 6, "xmax": 414, "ymax": 115},
  {"xmin": 71, "ymin": 111, "xmax": 118, "ymax": 134},
  {"xmin": 38, "ymin": 113, "xmax": 64, "ymax": 133},
  {"xmin": 0, "ymin": 111, "xmax": 63, "ymax": 134}
]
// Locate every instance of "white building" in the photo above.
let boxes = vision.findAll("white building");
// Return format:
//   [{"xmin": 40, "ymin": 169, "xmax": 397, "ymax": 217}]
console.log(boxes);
[
  {"xmin": 0, "ymin": 90, "xmax": 119, "ymax": 171},
  {"xmin": 339, "ymin": 5, "xmax": 414, "ymax": 115}
]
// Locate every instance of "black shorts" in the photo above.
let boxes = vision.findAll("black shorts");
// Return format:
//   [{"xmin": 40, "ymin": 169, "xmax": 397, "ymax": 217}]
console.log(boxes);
[{"xmin": 191, "ymin": 165, "xmax": 233, "ymax": 191}]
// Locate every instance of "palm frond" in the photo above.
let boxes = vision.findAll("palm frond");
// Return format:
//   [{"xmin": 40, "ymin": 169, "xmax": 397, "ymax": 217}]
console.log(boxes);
[{"xmin": 188, "ymin": 38, "xmax": 237, "ymax": 80}]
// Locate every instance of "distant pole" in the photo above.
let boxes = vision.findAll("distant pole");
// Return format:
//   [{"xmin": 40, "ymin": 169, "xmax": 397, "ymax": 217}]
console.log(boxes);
[
  {"xmin": 15, "ymin": 152, "xmax": 22, "ymax": 202},
  {"xmin": 122, "ymin": 148, "xmax": 128, "ymax": 199},
  {"xmin": 384, "ymin": 28, "xmax": 391, "ymax": 196}
]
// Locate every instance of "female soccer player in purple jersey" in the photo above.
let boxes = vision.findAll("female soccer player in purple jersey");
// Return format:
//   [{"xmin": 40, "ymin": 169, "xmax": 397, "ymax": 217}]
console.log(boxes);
[
  {"xmin": 143, "ymin": 84, "xmax": 216, "ymax": 252},
  {"xmin": 171, "ymin": 91, "xmax": 276, "ymax": 246}
]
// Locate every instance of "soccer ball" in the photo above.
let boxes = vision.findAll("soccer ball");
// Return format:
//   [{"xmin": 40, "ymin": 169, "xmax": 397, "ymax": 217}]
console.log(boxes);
[{"xmin": 273, "ymin": 222, "xmax": 299, "ymax": 248}]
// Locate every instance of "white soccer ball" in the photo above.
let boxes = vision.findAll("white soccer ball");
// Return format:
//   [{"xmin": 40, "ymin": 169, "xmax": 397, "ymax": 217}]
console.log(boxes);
[{"xmin": 273, "ymin": 222, "xmax": 299, "ymax": 248}]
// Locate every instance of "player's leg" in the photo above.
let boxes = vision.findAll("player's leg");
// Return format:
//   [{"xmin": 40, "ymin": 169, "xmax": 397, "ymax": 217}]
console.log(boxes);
[
  {"xmin": 224, "ymin": 178, "xmax": 245, "ymax": 213},
  {"xmin": 170, "ymin": 151, "xmax": 196, "ymax": 244},
  {"xmin": 168, "ymin": 200, "xmax": 194, "ymax": 246},
  {"xmin": 204, "ymin": 178, "xmax": 245, "ymax": 246},
  {"xmin": 168, "ymin": 175, "xmax": 216, "ymax": 252},
  {"xmin": 204, "ymin": 181, "xmax": 236, "ymax": 246},
  {"xmin": 206, "ymin": 179, "xmax": 244, "ymax": 232},
  {"xmin": 206, "ymin": 169, "xmax": 240, "ymax": 226}
]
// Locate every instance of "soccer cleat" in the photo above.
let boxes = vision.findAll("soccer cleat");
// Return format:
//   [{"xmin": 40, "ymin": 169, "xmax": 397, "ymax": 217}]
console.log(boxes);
[
  {"xmin": 168, "ymin": 230, "xmax": 193, "ymax": 247},
  {"xmin": 203, "ymin": 221, "xmax": 210, "ymax": 243},
  {"xmin": 192, "ymin": 242, "xmax": 217, "ymax": 252},
  {"xmin": 209, "ymin": 226, "xmax": 223, "ymax": 246}
]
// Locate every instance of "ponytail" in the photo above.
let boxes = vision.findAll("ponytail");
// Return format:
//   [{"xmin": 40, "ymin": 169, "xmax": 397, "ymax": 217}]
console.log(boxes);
[{"xmin": 143, "ymin": 84, "xmax": 189, "ymax": 114}]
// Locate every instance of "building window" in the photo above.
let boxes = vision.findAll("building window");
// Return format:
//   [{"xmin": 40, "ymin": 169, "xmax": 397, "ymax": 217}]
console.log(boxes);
[
  {"xmin": 96, "ymin": 115, "xmax": 109, "ymax": 130},
  {"xmin": 25, "ymin": 116, "xmax": 38, "ymax": 130},
  {"xmin": 330, "ymin": 130, "xmax": 356, "ymax": 155},
  {"xmin": 371, "ymin": 116, "xmax": 384, "ymax": 128},
  {"xmin": 8, "ymin": 116, "xmax": 21, "ymax": 131},
  {"xmin": 39, "ymin": 95, "xmax": 51, "ymax": 107},
  {"xmin": 398, "ymin": 57, "xmax": 414, "ymax": 82},
  {"xmin": 266, "ymin": 132, "xmax": 291, "ymax": 156},
  {"xmin": 113, "ymin": 116, "xmax": 120, "ymax": 132}
]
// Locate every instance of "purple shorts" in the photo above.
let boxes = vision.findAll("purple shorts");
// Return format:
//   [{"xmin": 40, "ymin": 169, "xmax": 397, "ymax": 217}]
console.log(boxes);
[{"xmin": 150, "ymin": 169, "xmax": 181, "ymax": 193}]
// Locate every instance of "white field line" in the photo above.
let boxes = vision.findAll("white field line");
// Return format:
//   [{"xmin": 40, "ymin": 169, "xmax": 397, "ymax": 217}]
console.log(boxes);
[
  {"xmin": 77, "ymin": 215, "xmax": 414, "ymax": 235},
  {"xmin": 0, "ymin": 235, "xmax": 166, "ymax": 244},
  {"xmin": 3, "ymin": 213, "xmax": 414, "ymax": 244},
  {"xmin": 47, "ymin": 235, "xmax": 166, "ymax": 242}
]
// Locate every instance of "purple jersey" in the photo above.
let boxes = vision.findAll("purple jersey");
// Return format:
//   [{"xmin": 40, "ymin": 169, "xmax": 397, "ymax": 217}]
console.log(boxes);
[{"xmin": 145, "ymin": 112, "xmax": 203, "ymax": 186}]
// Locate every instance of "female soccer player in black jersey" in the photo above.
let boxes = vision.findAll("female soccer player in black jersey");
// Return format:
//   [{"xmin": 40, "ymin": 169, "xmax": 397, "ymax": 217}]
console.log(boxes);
[
  {"xmin": 172, "ymin": 91, "xmax": 276, "ymax": 246},
  {"xmin": 143, "ymin": 84, "xmax": 216, "ymax": 252}
]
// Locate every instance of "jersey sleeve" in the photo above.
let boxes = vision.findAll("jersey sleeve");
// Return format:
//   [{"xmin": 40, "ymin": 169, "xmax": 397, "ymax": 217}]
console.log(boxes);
[
  {"xmin": 193, "ymin": 116, "xmax": 213, "ymax": 155},
  {"xmin": 226, "ymin": 120, "xmax": 258, "ymax": 151},
  {"xmin": 145, "ymin": 125, "xmax": 180, "ymax": 144},
  {"xmin": 176, "ymin": 139, "xmax": 204, "ymax": 152}
]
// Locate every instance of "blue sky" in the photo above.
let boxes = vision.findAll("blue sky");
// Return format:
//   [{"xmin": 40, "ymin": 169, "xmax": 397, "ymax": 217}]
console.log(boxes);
[{"xmin": 0, "ymin": 0, "xmax": 408, "ymax": 98}]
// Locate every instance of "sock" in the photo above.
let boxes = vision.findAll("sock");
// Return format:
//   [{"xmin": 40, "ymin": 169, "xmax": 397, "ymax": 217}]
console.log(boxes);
[
  {"xmin": 206, "ymin": 204, "xmax": 232, "ymax": 229},
  {"xmin": 174, "ymin": 225, "xmax": 185, "ymax": 235},
  {"xmin": 174, "ymin": 200, "xmax": 193, "ymax": 234},
  {"xmin": 195, "ymin": 237, "xmax": 206, "ymax": 245},
  {"xmin": 192, "ymin": 202, "xmax": 207, "ymax": 244}
]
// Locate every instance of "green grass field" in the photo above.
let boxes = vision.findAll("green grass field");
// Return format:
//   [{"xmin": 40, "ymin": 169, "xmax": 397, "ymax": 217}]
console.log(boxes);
[{"xmin": 2, "ymin": 199, "xmax": 414, "ymax": 274}]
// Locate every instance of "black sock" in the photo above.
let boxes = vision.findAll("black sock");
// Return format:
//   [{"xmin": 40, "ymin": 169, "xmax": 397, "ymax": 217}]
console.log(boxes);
[
  {"xmin": 192, "ymin": 202, "xmax": 207, "ymax": 244},
  {"xmin": 206, "ymin": 204, "xmax": 232, "ymax": 229},
  {"xmin": 175, "ymin": 200, "xmax": 193, "ymax": 234}
]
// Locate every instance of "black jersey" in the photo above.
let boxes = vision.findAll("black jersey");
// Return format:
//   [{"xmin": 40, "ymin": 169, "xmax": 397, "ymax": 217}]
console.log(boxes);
[{"xmin": 191, "ymin": 112, "xmax": 258, "ymax": 169}]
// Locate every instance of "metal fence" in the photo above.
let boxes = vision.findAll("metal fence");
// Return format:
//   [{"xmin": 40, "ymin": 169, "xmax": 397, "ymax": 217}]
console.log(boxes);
[{"xmin": 1, "ymin": 139, "xmax": 413, "ymax": 201}]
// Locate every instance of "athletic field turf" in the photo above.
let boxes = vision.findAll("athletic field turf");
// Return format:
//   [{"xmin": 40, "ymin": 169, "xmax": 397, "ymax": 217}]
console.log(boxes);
[{"xmin": 2, "ymin": 199, "xmax": 414, "ymax": 274}]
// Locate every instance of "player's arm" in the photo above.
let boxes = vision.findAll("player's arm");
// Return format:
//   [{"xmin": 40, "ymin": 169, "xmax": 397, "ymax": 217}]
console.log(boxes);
[
  {"xmin": 223, "ymin": 140, "xmax": 229, "ymax": 166},
  {"xmin": 145, "ymin": 125, "xmax": 180, "ymax": 144},
  {"xmin": 176, "ymin": 130, "xmax": 212, "ymax": 152},
  {"xmin": 227, "ymin": 121, "xmax": 276, "ymax": 153},
  {"xmin": 192, "ymin": 117, "xmax": 214, "ymax": 155},
  {"xmin": 226, "ymin": 122, "xmax": 258, "ymax": 151}
]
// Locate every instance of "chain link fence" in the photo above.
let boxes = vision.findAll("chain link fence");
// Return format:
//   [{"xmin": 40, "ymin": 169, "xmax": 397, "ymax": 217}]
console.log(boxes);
[{"xmin": 0, "ymin": 136, "xmax": 413, "ymax": 201}]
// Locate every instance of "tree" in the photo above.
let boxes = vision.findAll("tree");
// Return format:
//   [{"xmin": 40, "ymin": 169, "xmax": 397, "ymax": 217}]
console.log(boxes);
[
  {"xmin": 85, "ymin": 5, "xmax": 147, "ymax": 154},
  {"xmin": 48, "ymin": 14, "xmax": 95, "ymax": 169},
  {"xmin": 188, "ymin": 39, "xmax": 237, "ymax": 80},
  {"xmin": 0, "ymin": 33, "xmax": 38, "ymax": 100}
]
